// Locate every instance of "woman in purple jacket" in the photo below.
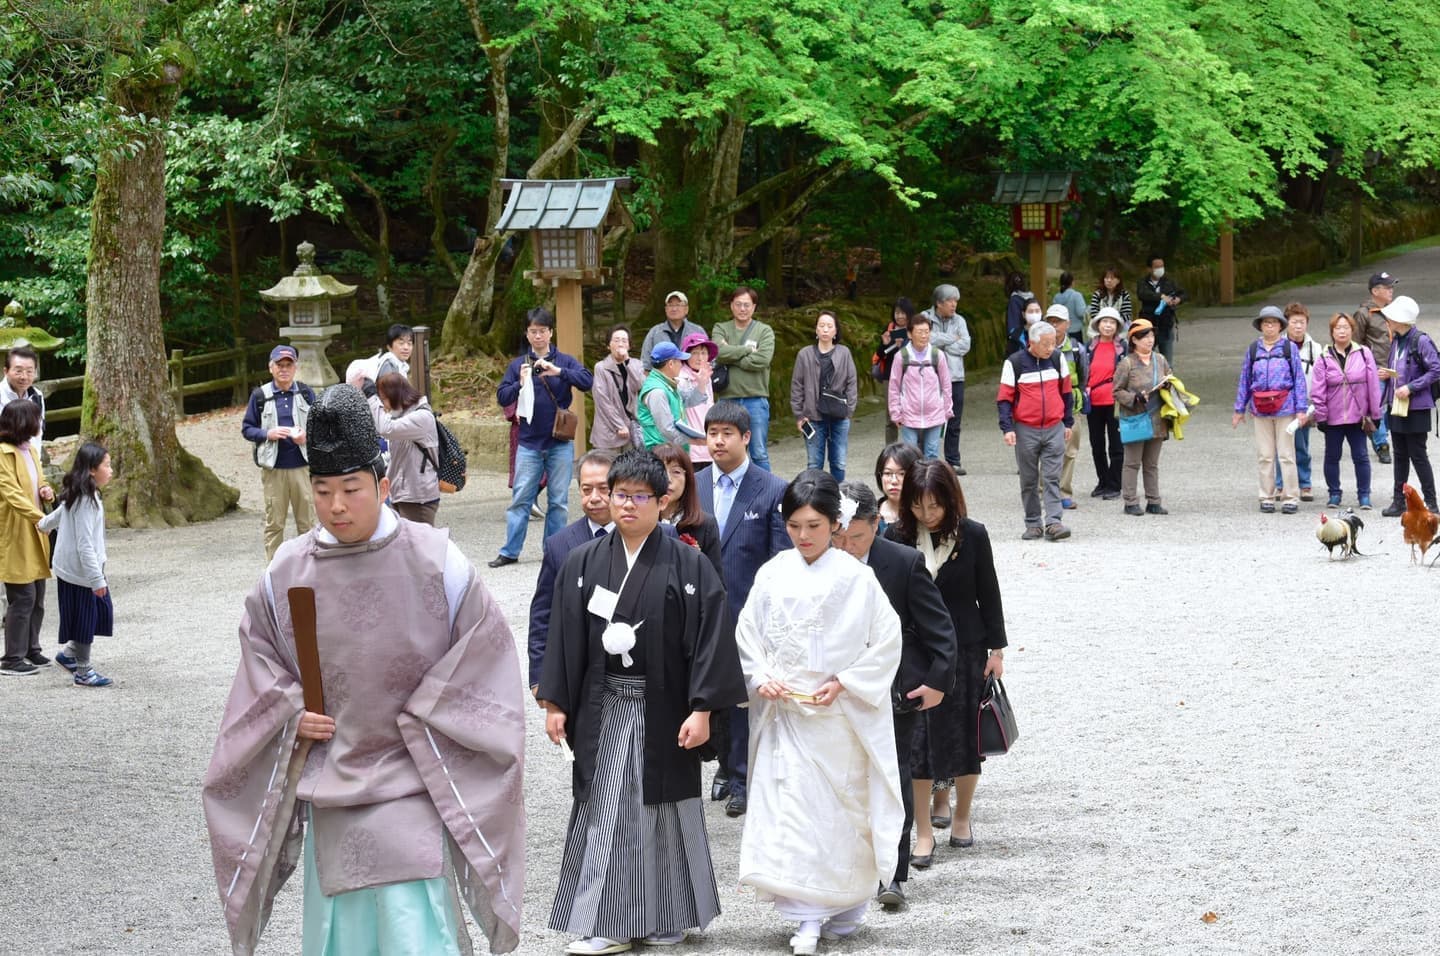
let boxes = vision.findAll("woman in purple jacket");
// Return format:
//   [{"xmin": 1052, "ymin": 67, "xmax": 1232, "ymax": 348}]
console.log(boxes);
[
  {"xmin": 1377, "ymin": 296, "xmax": 1440, "ymax": 514},
  {"xmin": 1232, "ymin": 305, "xmax": 1308, "ymax": 514},
  {"xmin": 1310, "ymin": 313, "xmax": 1382, "ymax": 509}
]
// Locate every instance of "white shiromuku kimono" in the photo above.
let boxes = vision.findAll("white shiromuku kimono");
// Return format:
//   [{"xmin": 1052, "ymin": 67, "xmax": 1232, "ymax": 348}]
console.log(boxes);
[{"xmin": 735, "ymin": 547, "xmax": 903, "ymax": 916}]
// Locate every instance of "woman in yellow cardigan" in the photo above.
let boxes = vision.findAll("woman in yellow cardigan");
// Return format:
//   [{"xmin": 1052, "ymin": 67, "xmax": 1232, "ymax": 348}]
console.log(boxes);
[{"xmin": 1, "ymin": 398, "xmax": 54, "ymax": 676}]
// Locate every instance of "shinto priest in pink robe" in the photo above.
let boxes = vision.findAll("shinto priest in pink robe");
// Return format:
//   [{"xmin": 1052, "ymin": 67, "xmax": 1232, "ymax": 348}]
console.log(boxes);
[{"xmin": 202, "ymin": 383, "xmax": 526, "ymax": 954}]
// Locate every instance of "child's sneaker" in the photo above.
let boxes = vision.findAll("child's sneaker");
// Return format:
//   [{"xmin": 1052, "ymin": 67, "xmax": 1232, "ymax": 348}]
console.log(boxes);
[
  {"xmin": 54, "ymin": 651, "xmax": 79, "ymax": 673},
  {"xmin": 74, "ymin": 669, "xmax": 112, "ymax": 688}
]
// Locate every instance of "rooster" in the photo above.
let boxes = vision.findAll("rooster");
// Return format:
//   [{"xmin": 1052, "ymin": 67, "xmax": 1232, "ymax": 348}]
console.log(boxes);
[
  {"xmin": 1400, "ymin": 484, "xmax": 1440, "ymax": 565},
  {"xmin": 1316, "ymin": 510, "xmax": 1364, "ymax": 560}
]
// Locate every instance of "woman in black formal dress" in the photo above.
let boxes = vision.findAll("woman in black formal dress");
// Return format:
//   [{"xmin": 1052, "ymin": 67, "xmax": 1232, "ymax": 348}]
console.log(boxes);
[
  {"xmin": 886, "ymin": 459, "xmax": 1006, "ymax": 866},
  {"xmin": 654, "ymin": 442, "xmax": 724, "ymax": 579}
]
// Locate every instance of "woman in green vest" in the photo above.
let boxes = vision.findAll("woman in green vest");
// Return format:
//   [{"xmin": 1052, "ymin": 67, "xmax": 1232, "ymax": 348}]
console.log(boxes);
[{"xmin": 638, "ymin": 342, "xmax": 706, "ymax": 450}]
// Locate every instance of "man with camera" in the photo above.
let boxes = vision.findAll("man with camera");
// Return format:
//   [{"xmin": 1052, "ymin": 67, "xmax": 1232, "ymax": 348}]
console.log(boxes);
[{"xmin": 490, "ymin": 307, "xmax": 593, "ymax": 568}]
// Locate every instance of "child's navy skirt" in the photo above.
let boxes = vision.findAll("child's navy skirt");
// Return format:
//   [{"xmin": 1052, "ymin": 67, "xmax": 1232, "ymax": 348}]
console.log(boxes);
[{"xmin": 56, "ymin": 577, "xmax": 114, "ymax": 645}]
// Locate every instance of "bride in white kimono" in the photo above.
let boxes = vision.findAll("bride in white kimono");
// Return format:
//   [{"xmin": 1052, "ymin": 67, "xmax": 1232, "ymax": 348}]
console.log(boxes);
[{"xmin": 735, "ymin": 470, "xmax": 903, "ymax": 956}]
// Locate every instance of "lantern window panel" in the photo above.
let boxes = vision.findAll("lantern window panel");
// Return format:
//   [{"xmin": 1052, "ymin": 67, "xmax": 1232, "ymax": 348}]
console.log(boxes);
[
  {"xmin": 539, "ymin": 231, "xmax": 580, "ymax": 271},
  {"xmin": 1019, "ymin": 203, "xmax": 1048, "ymax": 231}
]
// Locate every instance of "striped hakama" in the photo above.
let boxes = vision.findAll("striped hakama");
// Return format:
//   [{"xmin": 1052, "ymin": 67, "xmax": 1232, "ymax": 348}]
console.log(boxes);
[{"xmin": 549, "ymin": 675, "xmax": 720, "ymax": 941}]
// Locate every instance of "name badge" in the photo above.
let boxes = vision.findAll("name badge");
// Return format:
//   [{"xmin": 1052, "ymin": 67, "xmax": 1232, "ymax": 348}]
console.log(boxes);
[{"xmin": 587, "ymin": 585, "xmax": 619, "ymax": 621}]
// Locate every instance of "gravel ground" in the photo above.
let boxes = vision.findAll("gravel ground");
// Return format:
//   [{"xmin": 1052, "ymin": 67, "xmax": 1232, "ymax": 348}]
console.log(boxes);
[{"xmin": 5, "ymin": 250, "xmax": 1440, "ymax": 955}]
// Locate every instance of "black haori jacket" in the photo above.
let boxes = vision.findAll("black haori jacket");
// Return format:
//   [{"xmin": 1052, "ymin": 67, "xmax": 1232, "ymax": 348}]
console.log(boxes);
[{"xmin": 539, "ymin": 527, "xmax": 746, "ymax": 805}]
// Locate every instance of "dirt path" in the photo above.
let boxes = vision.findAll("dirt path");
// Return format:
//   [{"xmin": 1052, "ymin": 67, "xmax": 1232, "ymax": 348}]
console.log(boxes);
[{"xmin": 4, "ymin": 249, "xmax": 1439, "ymax": 954}]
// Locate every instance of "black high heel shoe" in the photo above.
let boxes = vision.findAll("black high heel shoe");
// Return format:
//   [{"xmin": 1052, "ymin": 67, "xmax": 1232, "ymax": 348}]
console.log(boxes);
[
  {"xmin": 948, "ymin": 821, "xmax": 974, "ymax": 848},
  {"xmin": 910, "ymin": 838, "xmax": 936, "ymax": 868}
]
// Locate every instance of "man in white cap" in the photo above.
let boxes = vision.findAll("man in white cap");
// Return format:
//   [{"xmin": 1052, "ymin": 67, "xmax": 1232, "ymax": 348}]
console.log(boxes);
[
  {"xmin": 641, "ymin": 291, "xmax": 705, "ymax": 371},
  {"xmin": 1353, "ymin": 271, "xmax": 1398, "ymax": 463},
  {"xmin": 1045, "ymin": 304, "xmax": 1086, "ymax": 510},
  {"xmin": 1377, "ymin": 295, "xmax": 1439, "ymax": 515},
  {"xmin": 241, "ymin": 343, "xmax": 317, "ymax": 559}
]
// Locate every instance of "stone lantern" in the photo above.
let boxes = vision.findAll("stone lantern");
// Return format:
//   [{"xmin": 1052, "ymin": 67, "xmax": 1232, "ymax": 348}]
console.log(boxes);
[
  {"xmin": 0, "ymin": 299, "xmax": 66, "ymax": 365},
  {"xmin": 259, "ymin": 241, "xmax": 356, "ymax": 387}
]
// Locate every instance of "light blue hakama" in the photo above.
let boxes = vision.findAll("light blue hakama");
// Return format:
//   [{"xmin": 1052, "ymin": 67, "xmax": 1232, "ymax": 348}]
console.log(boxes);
[{"xmin": 301, "ymin": 812, "xmax": 464, "ymax": 956}]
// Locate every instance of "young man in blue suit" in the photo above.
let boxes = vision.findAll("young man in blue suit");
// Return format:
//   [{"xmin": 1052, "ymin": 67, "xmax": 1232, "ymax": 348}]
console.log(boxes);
[{"xmin": 695, "ymin": 401, "xmax": 790, "ymax": 816}]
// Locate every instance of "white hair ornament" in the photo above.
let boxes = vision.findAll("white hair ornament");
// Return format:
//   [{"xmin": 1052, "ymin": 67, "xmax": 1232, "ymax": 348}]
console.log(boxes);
[{"xmin": 838, "ymin": 494, "xmax": 860, "ymax": 530}]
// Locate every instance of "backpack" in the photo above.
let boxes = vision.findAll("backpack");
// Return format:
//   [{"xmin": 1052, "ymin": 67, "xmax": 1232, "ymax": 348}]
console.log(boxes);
[
  {"xmin": 1246, "ymin": 339, "xmax": 1296, "ymax": 389},
  {"xmin": 418, "ymin": 414, "xmax": 468, "ymax": 493},
  {"xmin": 898, "ymin": 347, "xmax": 946, "ymax": 398}
]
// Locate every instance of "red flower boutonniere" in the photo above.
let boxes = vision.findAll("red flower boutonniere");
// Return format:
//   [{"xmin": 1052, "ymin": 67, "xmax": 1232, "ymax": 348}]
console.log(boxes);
[{"xmin": 679, "ymin": 532, "xmax": 699, "ymax": 549}]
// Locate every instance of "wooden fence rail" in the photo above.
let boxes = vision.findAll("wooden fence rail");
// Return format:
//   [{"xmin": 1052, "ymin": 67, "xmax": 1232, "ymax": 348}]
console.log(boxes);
[{"xmin": 36, "ymin": 318, "xmax": 398, "ymax": 427}]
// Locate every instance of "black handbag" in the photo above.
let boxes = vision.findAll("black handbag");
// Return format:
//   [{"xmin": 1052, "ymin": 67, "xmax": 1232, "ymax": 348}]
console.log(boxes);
[{"xmin": 977, "ymin": 677, "xmax": 1019, "ymax": 756}]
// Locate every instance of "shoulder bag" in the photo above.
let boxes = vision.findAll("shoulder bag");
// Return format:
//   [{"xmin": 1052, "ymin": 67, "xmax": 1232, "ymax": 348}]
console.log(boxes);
[
  {"xmin": 538, "ymin": 373, "xmax": 578, "ymax": 442},
  {"xmin": 977, "ymin": 677, "xmax": 1019, "ymax": 756},
  {"xmin": 1118, "ymin": 358, "xmax": 1159, "ymax": 444},
  {"xmin": 815, "ymin": 346, "xmax": 851, "ymax": 419}
]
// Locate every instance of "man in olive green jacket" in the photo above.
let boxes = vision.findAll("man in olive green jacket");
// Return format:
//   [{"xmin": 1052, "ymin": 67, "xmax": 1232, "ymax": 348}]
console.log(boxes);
[{"xmin": 711, "ymin": 286, "xmax": 775, "ymax": 470}]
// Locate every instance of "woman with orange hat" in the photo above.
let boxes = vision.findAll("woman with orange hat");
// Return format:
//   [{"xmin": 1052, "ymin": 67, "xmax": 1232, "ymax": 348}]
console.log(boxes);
[{"xmin": 1112, "ymin": 319, "xmax": 1174, "ymax": 515}]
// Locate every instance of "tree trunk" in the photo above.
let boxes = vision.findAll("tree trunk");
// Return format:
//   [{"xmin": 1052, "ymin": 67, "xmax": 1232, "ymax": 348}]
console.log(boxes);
[
  {"xmin": 83, "ymin": 52, "xmax": 238, "ymax": 527},
  {"xmin": 645, "ymin": 115, "xmax": 748, "ymax": 315},
  {"xmin": 338, "ymin": 170, "xmax": 393, "ymax": 323}
]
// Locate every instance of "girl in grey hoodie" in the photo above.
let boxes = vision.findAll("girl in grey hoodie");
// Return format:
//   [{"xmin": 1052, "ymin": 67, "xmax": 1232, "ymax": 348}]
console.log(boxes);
[{"xmin": 38, "ymin": 442, "xmax": 115, "ymax": 687}]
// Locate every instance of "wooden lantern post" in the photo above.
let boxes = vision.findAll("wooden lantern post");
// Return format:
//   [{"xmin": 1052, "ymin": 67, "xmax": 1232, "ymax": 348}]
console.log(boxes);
[
  {"xmin": 495, "ymin": 178, "xmax": 631, "ymax": 454},
  {"xmin": 1219, "ymin": 223, "xmax": 1235, "ymax": 305},
  {"xmin": 992, "ymin": 172, "xmax": 1079, "ymax": 310}
]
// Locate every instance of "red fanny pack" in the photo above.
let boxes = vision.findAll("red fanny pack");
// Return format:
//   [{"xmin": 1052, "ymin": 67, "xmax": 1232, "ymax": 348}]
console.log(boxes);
[{"xmin": 1252, "ymin": 389, "xmax": 1291, "ymax": 415}]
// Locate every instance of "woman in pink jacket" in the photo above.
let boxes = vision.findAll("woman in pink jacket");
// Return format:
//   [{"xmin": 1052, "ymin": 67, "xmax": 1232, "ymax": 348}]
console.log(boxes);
[
  {"xmin": 887, "ymin": 313, "xmax": 952, "ymax": 458},
  {"xmin": 1310, "ymin": 312, "xmax": 1382, "ymax": 509}
]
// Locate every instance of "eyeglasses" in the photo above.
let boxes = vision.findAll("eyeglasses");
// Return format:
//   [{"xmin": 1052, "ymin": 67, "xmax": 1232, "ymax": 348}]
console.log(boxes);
[
  {"xmin": 611, "ymin": 492, "xmax": 655, "ymax": 506},
  {"xmin": 881, "ymin": 470, "xmax": 906, "ymax": 480}
]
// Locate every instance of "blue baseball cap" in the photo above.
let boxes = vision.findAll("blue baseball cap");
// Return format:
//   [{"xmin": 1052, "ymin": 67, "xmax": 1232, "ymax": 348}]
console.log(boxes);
[
  {"xmin": 650, "ymin": 342, "xmax": 691, "ymax": 365},
  {"xmin": 269, "ymin": 344, "xmax": 298, "ymax": 362}
]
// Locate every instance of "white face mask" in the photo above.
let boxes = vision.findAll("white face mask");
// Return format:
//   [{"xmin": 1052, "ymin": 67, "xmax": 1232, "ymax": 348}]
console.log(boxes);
[{"xmin": 1152, "ymin": 267, "xmax": 1165, "ymax": 279}]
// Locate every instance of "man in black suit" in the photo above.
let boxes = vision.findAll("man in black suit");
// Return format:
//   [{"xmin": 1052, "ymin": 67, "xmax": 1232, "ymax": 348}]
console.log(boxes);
[
  {"xmin": 526, "ymin": 450, "xmax": 616, "ymax": 694},
  {"xmin": 695, "ymin": 401, "xmax": 790, "ymax": 817},
  {"xmin": 836, "ymin": 481, "xmax": 956, "ymax": 910}
]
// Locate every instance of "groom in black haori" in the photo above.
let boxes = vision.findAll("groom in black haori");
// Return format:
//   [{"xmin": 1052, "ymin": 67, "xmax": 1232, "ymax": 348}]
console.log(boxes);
[{"xmin": 539, "ymin": 448, "xmax": 746, "ymax": 955}]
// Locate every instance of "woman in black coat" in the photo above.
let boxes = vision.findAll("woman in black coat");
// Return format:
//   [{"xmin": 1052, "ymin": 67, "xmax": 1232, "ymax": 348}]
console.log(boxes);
[
  {"xmin": 654, "ymin": 443, "xmax": 723, "ymax": 580},
  {"xmin": 886, "ymin": 459, "xmax": 1006, "ymax": 865}
]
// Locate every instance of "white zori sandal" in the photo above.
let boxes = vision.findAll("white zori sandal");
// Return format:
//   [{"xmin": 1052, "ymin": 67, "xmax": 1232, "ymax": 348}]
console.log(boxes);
[
  {"xmin": 790, "ymin": 920, "xmax": 822, "ymax": 956},
  {"xmin": 564, "ymin": 938, "xmax": 632, "ymax": 955}
]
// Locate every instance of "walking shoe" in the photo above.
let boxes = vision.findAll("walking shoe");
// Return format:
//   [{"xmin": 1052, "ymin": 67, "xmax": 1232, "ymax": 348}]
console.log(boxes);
[
  {"xmin": 1061, "ymin": 497, "xmax": 1077, "ymax": 510},
  {"xmin": 0, "ymin": 660, "xmax": 40, "ymax": 676},
  {"xmin": 54, "ymin": 651, "xmax": 79, "ymax": 673},
  {"xmin": 710, "ymin": 768, "xmax": 730, "ymax": 801},
  {"xmin": 1327, "ymin": 493, "xmax": 1342, "ymax": 508},
  {"xmin": 1381, "ymin": 498, "xmax": 1405, "ymax": 517},
  {"xmin": 1259, "ymin": 501, "xmax": 1276, "ymax": 514},
  {"xmin": 876, "ymin": 880, "xmax": 906, "ymax": 909},
  {"xmin": 1145, "ymin": 504, "xmax": 1169, "ymax": 515},
  {"xmin": 486, "ymin": 554, "xmax": 518, "ymax": 568},
  {"xmin": 1359, "ymin": 495, "xmax": 1373, "ymax": 510},
  {"xmin": 74, "ymin": 669, "xmax": 113, "ymax": 687},
  {"xmin": 1101, "ymin": 489, "xmax": 1122, "ymax": 500},
  {"xmin": 725, "ymin": 792, "xmax": 747, "ymax": 817},
  {"xmin": 1281, "ymin": 503, "xmax": 1299, "ymax": 515},
  {"xmin": 1428, "ymin": 500, "xmax": 1439, "ymax": 514},
  {"xmin": 1021, "ymin": 527, "xmax": 1043, "ymax": 540},
  {"xmin": 530, "ymin": 503, "xmax": 545, "ymax": 520},
  {"xmin": 1124, "ymin": 504, "xmax": 1144, "ymax": 516},
  {"xmin": 1044, "ymin": 523, "xmax": 1071, "ymax": 541},
  {"xmin": 1377, "ymin": 443, "xmax": 1392, "ymax": 464},
  {"xmin": 1300, "ymin": 488, "xmax": 1314, "ymax": 502},
  {"xmin": 1090, "ymin": 486, "xmax": 1106, "ymax": 498},
  {"xmin": 25, "ymin": 651, "xmax": 52, "ymax": 667}
]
